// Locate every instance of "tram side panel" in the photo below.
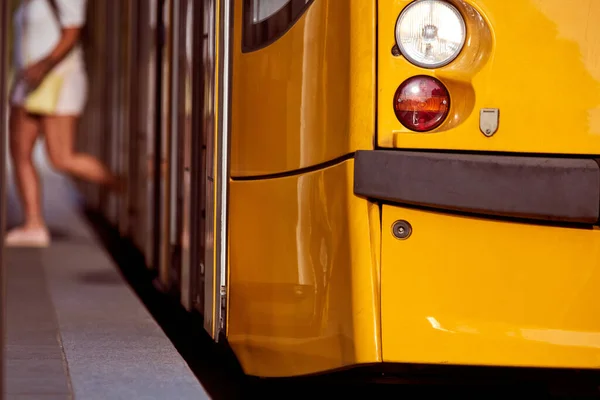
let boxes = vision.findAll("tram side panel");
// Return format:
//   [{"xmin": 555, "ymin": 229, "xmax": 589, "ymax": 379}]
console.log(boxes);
[{"xmin": 227, "ymin": 0, "xmax": 381, "ymax": 377}]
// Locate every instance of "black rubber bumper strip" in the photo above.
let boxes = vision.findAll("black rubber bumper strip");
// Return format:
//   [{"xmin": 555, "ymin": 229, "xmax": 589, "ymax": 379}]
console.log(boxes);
[{"xmin": 354, "ymin": 150, "xmax": 600, "ymax": 224}]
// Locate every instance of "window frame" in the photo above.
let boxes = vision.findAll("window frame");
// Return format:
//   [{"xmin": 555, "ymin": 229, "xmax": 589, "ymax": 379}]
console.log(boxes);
[{"xmin": 241, "ymin": 0, "xmax": 315, "ymax": 52}]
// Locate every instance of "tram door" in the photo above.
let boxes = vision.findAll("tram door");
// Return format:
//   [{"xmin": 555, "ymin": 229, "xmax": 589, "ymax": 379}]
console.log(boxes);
[
  {"xmin": 163, "ymin": 0, "xmax": 211, "ymax": 310},
  {"xmin": 126, "ymin": 0, "xmax": 158, "ymax": 264},
  {"xmin": 177, "ymin": 0, "xmax": 229, "ymax": 340},
  {"xmin": 158, "ymin": 0, "xmax": 192, "ymax": 295},
  {"xmin": 155, "ymin": 0, "xmax": 189, "ymax": 294},
  {"xmin": 161, "ymin": 0, "xmax": 229, "ymax": 340},
  {"xmin": 176, "ymin": 0, "xmax": 216, "ymax": 315},
  {"xmin": 195, "ymin": 0, "xmax": 217, "ymax": 325},
  {"xmin": 163, "ymin": 0, "xmax": 217, "ymax": 319},
  {"xmin": 167, "ymin": 0, "xmax": 196, "ymax": 307},
  {"xmin": 156, "ymin": 0, "xmax": 180, "ymax": 291}
]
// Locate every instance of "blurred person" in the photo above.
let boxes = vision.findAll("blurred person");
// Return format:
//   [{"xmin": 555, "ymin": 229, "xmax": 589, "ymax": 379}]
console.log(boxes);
[{"xmin": 7, "ymin": 0, "xmax": 120, "ymax": 247}]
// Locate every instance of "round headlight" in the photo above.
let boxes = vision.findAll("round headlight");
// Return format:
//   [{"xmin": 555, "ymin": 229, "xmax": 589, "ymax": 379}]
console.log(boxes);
[{"xmin": 395, "ymin": 0, "xmax": 466, "ymax": 68}]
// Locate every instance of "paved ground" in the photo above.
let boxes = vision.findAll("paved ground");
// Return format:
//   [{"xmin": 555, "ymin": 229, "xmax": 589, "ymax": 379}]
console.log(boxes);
[{"xmin": 4, "ymin": 142, "xmax": 210, "ymax": 399}]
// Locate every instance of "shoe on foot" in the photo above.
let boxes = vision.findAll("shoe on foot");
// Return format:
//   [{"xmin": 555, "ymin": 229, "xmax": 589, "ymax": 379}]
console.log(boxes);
[{"xmin": 5, "ymin": 226, "xmax": 50, "ymax": 248}]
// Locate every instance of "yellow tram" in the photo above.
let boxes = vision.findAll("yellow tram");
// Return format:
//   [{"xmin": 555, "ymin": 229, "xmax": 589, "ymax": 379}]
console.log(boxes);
[{"xmin": 76, "ymin": 0, "xmax": 600, "ymax": 378}]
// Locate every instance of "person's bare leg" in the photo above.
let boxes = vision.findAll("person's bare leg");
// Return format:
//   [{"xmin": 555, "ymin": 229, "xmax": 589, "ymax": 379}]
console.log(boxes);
[
  {"xmin": 42, "ymin": 114, "xmax": 120, "ymax": 188},
  {"xmin": 9, "ymin": 106, "xmax": 44, "ymax": 228},
  {"xmin": 5, "ymin": 107, "xmax": 50, "ymax": 247}
]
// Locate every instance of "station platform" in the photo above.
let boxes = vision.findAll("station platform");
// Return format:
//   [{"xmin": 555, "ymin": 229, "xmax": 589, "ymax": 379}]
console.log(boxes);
[{"xmin": 4, "ymin": 144, "xmax": 210, "ymax": 399}]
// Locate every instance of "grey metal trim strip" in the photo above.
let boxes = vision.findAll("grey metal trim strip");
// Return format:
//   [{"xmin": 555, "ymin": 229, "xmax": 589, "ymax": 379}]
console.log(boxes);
[{"xmin": 354, "ymin": 150, "xmax": 600, "ymax": 224}]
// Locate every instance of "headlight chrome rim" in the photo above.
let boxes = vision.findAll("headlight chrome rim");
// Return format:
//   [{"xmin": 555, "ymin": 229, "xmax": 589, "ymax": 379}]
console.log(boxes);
[{"xmin": 395, "ymin": 0, "xmax": 467, "ymax": 69}]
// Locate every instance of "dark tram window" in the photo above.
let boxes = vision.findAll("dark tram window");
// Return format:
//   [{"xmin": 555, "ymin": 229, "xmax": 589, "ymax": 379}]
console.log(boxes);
[{"xmin": 242, "ymin": 0, "xmax": 314, "ymax": 52}]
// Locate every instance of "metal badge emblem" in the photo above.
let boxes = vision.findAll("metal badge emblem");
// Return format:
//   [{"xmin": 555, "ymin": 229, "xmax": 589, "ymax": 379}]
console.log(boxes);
[{"xmin": 480, "ymin": 108, "xmax": 499, "ymax": 137}]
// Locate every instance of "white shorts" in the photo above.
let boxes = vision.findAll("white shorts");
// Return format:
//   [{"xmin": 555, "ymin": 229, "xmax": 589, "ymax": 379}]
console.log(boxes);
[{"xmin": 11, "ymin": 66, "xmax": 88, "ymax": 116}]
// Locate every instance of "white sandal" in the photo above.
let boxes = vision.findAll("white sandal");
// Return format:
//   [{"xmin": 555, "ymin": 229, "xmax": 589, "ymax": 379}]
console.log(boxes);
[{"xmin": 5, "ymin": 227, "xmax": 51, "ymax": 248}]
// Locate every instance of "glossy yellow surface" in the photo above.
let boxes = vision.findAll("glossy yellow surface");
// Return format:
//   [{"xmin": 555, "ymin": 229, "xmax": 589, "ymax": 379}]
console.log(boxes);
[
  {"xmin": 226, "ymin": 0, "xmax": 600, "ymax": 376},
  {"xmin": 381, "ymin": 205, "xmax": 600, "ymax": 368},
  {"xmin": 227, "ymin": 160, "xmax": 381, "ymax": 377},
  {"xmin": 230, "ymin": 0, "xmax": 376, "ymax": 177},
  {"xmin": 379, "ymin": 0, "xmax": 600, "ymax": 154}
]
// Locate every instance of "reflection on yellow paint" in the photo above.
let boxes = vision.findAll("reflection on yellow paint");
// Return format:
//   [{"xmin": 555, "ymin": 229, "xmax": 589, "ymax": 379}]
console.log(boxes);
[
  {"xmin": 426, "ymin": 318, "xmax": 600, "ymax": 350},
  {"xmin": 520, "ymin": 329, "xmax": 600, "ymax": 349},
  {"xmin": 426, "ymin": 317, "xmax": 455, "ymax": 333},
  {"xmin": 529, "ymin": 0, "xmax": 600, "ymax": 134},
  {"xmin": 231, "ymin": 0, "xmax": 375, "ymax": 176},
  {"xmin": 530, "ymin": 0, "xmax": 600, "ymax": 81},
  {"xmin": 228, "ymin": 160, "xmax": 381, "ymax": 377}
]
